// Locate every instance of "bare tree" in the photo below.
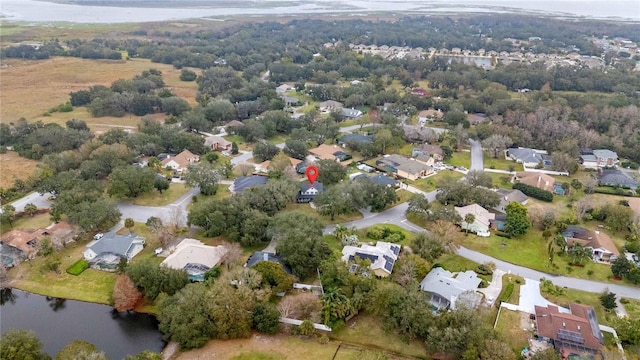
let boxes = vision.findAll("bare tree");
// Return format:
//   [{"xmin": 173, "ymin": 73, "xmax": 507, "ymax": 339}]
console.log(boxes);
[
  {"xmin": 277, "ymin": 292, "xmax": 322, "ymax": 322},
  {"xmin": 481, "ymin": 134, "xmax": 513, "ymax": 158},
  {"xmin": 221, "ymin": 242, "xmax": 243, "ymax": 270},
  {"xmin": 237, "ymin": 163, "xmax": 255, "ymax": 177}
]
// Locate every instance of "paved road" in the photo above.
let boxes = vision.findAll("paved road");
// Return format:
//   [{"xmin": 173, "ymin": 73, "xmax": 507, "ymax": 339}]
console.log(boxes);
[
  {"xmin": 8, "ymin": 192, "xmax": 53, "ymax": 212},
  {"xmin": 469, "ymin": 139, "xmax": 483, "ymax": 171}
]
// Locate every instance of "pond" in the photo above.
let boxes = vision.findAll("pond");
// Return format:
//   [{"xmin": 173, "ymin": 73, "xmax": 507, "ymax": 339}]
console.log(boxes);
[
  {"xmin": 0, "ymin": 289, "xmax": 165, "ymax": 359},
  {"xmin": 440, "ymin": 56, "xmax": 494, "ymax": 70}
]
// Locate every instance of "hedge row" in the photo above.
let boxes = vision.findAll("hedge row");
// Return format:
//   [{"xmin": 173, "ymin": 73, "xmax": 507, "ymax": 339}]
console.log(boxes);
[
  {"xmin": 513, "ymin": 183, "xmax": 553, "ymax": 202},
  {"xmin": 499, "ymin": 283, "xmax": 515, "ymax": 304},
  {"xmin": 66, "ymin": 259, "xmax": 89, "ymax": 276}
]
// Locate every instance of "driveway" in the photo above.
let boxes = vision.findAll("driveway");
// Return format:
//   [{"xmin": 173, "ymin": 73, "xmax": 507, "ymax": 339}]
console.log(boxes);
[
  {"xmin": 479, "ymin": 269, "xmax": 505, "ymax": 306},
  {"xmin": 469, "ymin": 139, "xmax": 483, "ymax": 171},
  {"xmin": 518, "ymin": 278, "xmax": 568, "ymax": 314},
  {"xmin": 7, "ymin": 192, "xmax": 53, "ymax": 212}
]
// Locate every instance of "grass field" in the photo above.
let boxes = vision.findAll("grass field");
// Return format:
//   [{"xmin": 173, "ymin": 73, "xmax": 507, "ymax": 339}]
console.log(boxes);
[
  {"xmin": 483, "ymin": 153, "xmax": 522, "ymax": 172},
  {"xmin": 0, "ymin": 151, "xmax": 40, "ymax": 189},
  {"xmin": 494, "ymin": 309, "xmax": 530, "ymax": 355},
  {"xmin": 130, "ymin": 183, "xmax": 190, "ymax": 206},
  {"xmin": 0, "ymin": 57, "xmax": 199, "ymax": 124},
  {"xmin": 0, "ymin": 212, "xmax": 53, "ymax": 235},
  {"xmin": 447, "ymin": 151, "xmax": 471, "ymax": 168},
  {"xmin": 411, "ymin": 170, "xmax": 464, "ymax": 192}
]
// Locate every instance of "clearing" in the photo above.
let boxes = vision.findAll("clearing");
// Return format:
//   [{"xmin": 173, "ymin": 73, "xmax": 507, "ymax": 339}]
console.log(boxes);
[{"xmin": 0, "ymin": 151, "xmax": 40, "ymax": 189}]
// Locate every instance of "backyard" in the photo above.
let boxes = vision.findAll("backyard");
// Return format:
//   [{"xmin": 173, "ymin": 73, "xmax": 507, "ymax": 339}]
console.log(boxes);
[{"xmin": 411, "ymin": 170, "xmax": 464, "ymax": 192}]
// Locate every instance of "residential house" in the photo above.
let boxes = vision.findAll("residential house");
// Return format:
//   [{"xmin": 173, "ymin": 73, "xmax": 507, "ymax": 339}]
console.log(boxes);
[
  {"xmin": 507, "ymin": 147, "xmax": 548, "ymax": 167},
  {"xmin": 341, "ymin": 108, "xmax": 363, "ymax": 119},
  {"xmin": 83, "ymin": 232, "xmax": 145, "ymax": 270},
  {"xmin": 338, "ymin": 133, "xmax": 374, "ymax": 147},
  {"xmin": 0, "ymin": 222, "xmax": 75, "ymax": 261},
  {"xmin": 562, "ymin": 226, "xmax": 620, "ymax": 262},
  {"xmin": 410, "ymin": 88, "xmax": 428, "ymax": 97},
  {"xmin": 281, "ymin": 95, "xmax": 300, "ymax": 107},
  {"xmin": 296, "ymin": 181, "xmax": 324, "ymax": 203},
  {"xmin": 597, "ymin": 169, "xmax": 639, "ymax": 190},
  {"xmin": 275, "ymin": 84, "xmax": 294, "ymax": 93},
  {"xmin": 534, "ymin": 304, "xmax": 604, "ymax": 357},
  {"xmin": 231, "ymin": 175, "xmax": 268, "ymax": 193},
  {"xmin": 204, "ymin": 135, "xmax": 232, "ymax": 151},
  {"xmin": 376, "ymin": 154, "xmax": 434, "ymax": 180},
  {"xmin": 454, "ymin": 204, "xmax": 495, "ymax": 236},
  {"xmin": 493, "ymin": 189, "xmax": 529, "ymax": 214},
  {"xmin": 341, "ymin": 241, "xmax": 401, "ymax": 277},
  {"xmin": 353, "ymin": 173, "xmax": 399, "ymax": 187},
  {"xmin": 417, "ymin": 109, "xmax": 443, "ymax": 123},
  {"xmin": 419, "ymin": 267, "xmax": 483, "ymax": 310},
  {"xmin": 225, "ymin": 120, "xmax": 245, "ymax": 134},
  {"xmin": 256, "ymin": 157, "xmax": 302, "ymax": 173},
  {"xmin": 245, "ymin": 251, "xmax": 292, "ymax": 274},
  {"xmin": 517, "ymin": 172, "xmax": 557, "ymax": 193},
  {"xmin": 414, "ymin": 154, "xmax": 435, "ymax": 166},
  {"xmin": 161, "ymin": 239, "xmax": 228, "ymax": 281},
  {"xmin": 467, "ymin": 112, "xmax": 487, "ymax": 125},
  {"xmin": 161, "ymin": 149, "xmax": 200, "ymax": 172},
  {"xmin": 309, "ymin": 144, "xmax": 347, "ymax": 162},
  {"xmin": 412, "ymin": 143, "xmax": 444, "ymax": 161},
  {"xmin": 317, "ymin": 100, "xmax": 344, "ymax": 112},
  {"xmin": 579, "ymin": 149, "xmax": 618, "ymax": 169}
]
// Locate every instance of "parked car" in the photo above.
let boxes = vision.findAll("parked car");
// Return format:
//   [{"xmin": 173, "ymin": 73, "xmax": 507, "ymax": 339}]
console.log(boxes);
[{"xmin": 93, "ymin": 233, "xmax": 104, "ymax": 240}]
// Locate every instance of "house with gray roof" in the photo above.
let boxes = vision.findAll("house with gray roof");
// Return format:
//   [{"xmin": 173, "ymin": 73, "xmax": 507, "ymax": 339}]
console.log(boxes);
[
  {"xmin": 245, "ymin": 251, "xmax": 292, "ymax": 274},
  {"xmin": 419, "ymin": 267, "xmax": 483, "ymax": 310},
  {"xmin": 341, "ymin": 241, "xmax": 401, "ymax": 277},
  {"xmin": 338, "ymin": 133, "xmax": 374, "ymax": 147},
  {"xmin": 317, "ymin": 100, "xmax": 344, "ymax": 112},
  {"xmin": 231, "ymin": 175, "xmax": 269, "ymax": 193},
  {"xmin": 83, "ymin": 232, "xmax": 145, "ymax": 270},
  {"xmin": 493, "ymin": 189, "xmax": 529, "ymax": 214},
  {"xmin": 507, "ymin": 147, "xmax": 548, "ymax": 167},
  {"xmin": 342, "ymin": 108, "xmax": 363, "ymax": 119},
  {"xmin": 580, "ymin": 149, "xmax": 619, "ymax": 169},
  {"xmin": 597, "ymin": 169, "xmax": 639, "ymax": 190},
  {"xmin": 281, "ymin": 95, "xmax": 300, "ymax": 106},
  {"xmin": 296, "ymin": 181, "xmax": 324, "ymax": 203}
]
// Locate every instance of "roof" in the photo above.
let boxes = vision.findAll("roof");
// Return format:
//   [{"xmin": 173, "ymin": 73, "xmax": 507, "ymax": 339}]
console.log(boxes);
[
  {"xmin": 419, "ymin": 267, "xmax": 482, "ymax": 302},
  {"xmin": 494, "ymin": 189, "xmax": 529, "ymax": 212},
  {"xmin": 300, "ymin": 181, "xmax": 324, "ymax": 193},
  {"xmin": 566, "ymin": 230, "xmax": 620, "ymax": 256},
  {"xmin": 418, "ymin": 109, "xmax": 443, "ymax": 118},
  {"xmin": 309, "ymin": 144, "xmax": 341, "ymax": 161},
  {"xmin": 232, "ymin": 175, "xmax": 268, "ymax": 193},
  {"xmin": 281, "ymin": 95, "xmax": 299, "ymax": 104},
  {"xmin": 161, "ymin": 149, "xmax": 199, "ymax": 169},
  {"xmin": 378, "ymin": 154, "xmax": 432, "ymax": 175},
  {"xmin": 341, "ymin": 241, "xmax": 401, "ymax": 276},
  {"xmin": 342, "ymin": 108, "xmax": 363, "ymax": 118},
  {"xmin": 245, "ymin": 251, "xmax": 292, "ymax": 274},
  {"xmin": 535, "ymin": 304, "xmax": 604, "ymax": 352},
  {"xmin": 85, "ymin": 232, "xmax": 145, "ymax": 259},
  {"xmin": 592, "ymin": 149, "xmax": 618, "ymax": 160},
  {"xmin": 455, "ymin": 204, "xmax": 495, "ymax": 228},
  {"xmin": 333, "ymin": 151, "xmax": 352, "ymax": 161},
  {"xmin": 317, "ymin": 100, "xmax": 344, "ymax": 109},
  {"xmin": 1, "ymin": 222, "xmax": 74, "ymax": 254},
  {"xmin": 517, "ymin": 172, "xmax": 556, "ymax": 192},
  {"xmin": 204, "ymin": 135, "xmax": 231, "ymax": 148},
  {"xmin": 338, "ymin": 133, "xmax": 373, "ymax": 145},
  {"xmin": 414, "ymin": 143, "xmax": 444, "ymax": 157},
  {"xmin": 598, "ymin": 169, "xmax": 639, "ymax": 188},
  {"xmin": 161, "ymin": 238, "xmax": 227, "ymax": 271},
  {"xmin": 225, "ymin": 120, "xmax": 245, "ymax": 127},
  {"xmin": 508, "ymin": 147, "xmax": 545, "ymax": 164}
]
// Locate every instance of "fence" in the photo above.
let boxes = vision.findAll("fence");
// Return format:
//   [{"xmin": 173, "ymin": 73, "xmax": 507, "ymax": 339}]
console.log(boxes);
[{"xmin": 280, "ymin": 317, "xmax": 331, "ymax": 332}]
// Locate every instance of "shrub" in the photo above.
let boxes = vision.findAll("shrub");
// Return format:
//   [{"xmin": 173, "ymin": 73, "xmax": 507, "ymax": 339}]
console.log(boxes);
[
  {"xmin": 498, "ymin": 283, "xmax": 514, "ymax": 304},
  {"xmin": 179, "ymin": 69, "xmax": 197, "ymax": 81},
  {"xmin": 66, "ymin": 259, "xmax": 89, "ymax": 275},
  {"xmin": 318, "ymin": 334, "xmax": 330, "ymax": 344},
  {"xmin": 513, "ymin": 183, "xmax": 553, "ymax": 202}
]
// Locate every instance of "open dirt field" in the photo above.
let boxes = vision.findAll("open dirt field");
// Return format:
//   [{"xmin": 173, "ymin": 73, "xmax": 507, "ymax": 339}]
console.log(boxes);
[
  {"xmin": 0, "ymin": 151, "xmax": 39, "ymax": 189},
  {"xmin": 0, "ymin": 57, "xmax": 199, "ymax": 124}
]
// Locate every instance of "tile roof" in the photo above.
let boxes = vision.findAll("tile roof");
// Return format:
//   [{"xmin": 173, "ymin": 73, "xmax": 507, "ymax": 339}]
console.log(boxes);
[
  {"xmin": 161, "ymin": 238, "xmax": 227, "ymax": 272},
  {"xmin": 161, "ymin": 149, "xmax": 199, "ymax": 169},
  {"xmin": 310, "ymin": 144, "xmax": 341, "ymax": 161},
  {"xmin": 535, "ymin": 304, "xmax": 604, "ymax": 353}
]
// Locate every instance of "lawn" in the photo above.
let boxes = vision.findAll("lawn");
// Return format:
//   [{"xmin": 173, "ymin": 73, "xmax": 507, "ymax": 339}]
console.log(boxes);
[
  {"xmin": 447, "ymin": 151, "xmax": 471, "ymax": 168},
  {"xmin": 461, "ymin": 232, "xmax": 624, "ymax": 284},
  {"xmin": 129, "ymin": 183, "xmax": 190, "ymax": 207},
  {"xmin": 483, "ymin": 153, "xmax": 522, "ymax": 172},
  {"xmin": 621, "ymin": 298, "xmax": 640, "ymax": 319},
  {"xmin": 332, "ymin": 314, "xmax": 426, "ymax": 358},
  {"xmin": 494, "ymin": 309, "xmax": 530, "ymax": 355},
  {"xmin": 411, "ymin": 170, "xmax": 464, "ymax": 192},
  {"xmin": 1, "ymin": 212, "xmax": 53, "ymax": 235},
  {"xmin": 0, "ymin": 151, "xmax": 40, "ymax": 189},
  {"xmin": 502, "ymin": 275, "xmax": 525, "ymax": 305},
  {"xmin": 283, "ymin": 203, "xmax": 363, "ymax": 226},
  {"xmin": 435, "ymin": 253, "xmax": 480, "ymax": 272},
  {"xmin": 486, "ymin": 172, "xmax": 514, "ymax": 189}
]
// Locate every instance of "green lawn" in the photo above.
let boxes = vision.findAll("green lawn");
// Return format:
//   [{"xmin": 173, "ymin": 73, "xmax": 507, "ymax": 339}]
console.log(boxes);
[
  {"xmin": 494, "ymin": 309, "xmax": 530, "ymax": 355},
  {"xmin": 447, "ymin": 151, "xmax": 471, "ymax": 168},
  {"xmin": 1, "ymin": 213, "xmax": 53, "ymax": 234},
  {"xmin": 411, "ymin": 170, "xmax": 464, "ymax": 192},
  {"xmin": 483, "ymin": 153, "xmax": 522, "ymax": 172},
  {"xmin": 223, "ymin": 134, "xmax": 252, "ymax": 151},
  {"xmin": 435, "ymin": 253, "xmax": 480, "ymax": 272},
  {"xmin": 621, "ymin": 298, "xmax": 640, "ymax": 319},
  {"xmin": 129, "ymin": 183, "xmax": 189, "ymax": 207},
  {"xmin": 284, "ymin": 203, "xmax": 363, "ymax": 226},
  {"xmin": 486, "ymin": 172, "xmax": 514, "ymax": 189}
]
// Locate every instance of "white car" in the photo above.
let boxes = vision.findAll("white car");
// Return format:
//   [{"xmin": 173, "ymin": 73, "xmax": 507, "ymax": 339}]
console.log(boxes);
[{"xmin": 93, "ymin": 233, "xmax": 104, "ymax": 240}]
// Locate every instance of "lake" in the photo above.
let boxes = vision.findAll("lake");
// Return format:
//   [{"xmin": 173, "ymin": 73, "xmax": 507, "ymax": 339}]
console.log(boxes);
[
  {"xmin": 0, "ymin": 0, "xmax": 638, "ymax": 23},
  {"xmin": 0, "ymin": 289, "xmax": 165, "ymax": 359}
]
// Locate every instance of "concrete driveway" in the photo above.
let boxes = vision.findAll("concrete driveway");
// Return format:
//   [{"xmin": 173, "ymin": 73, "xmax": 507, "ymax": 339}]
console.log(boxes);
[
  {"xmin": 518, "ymin": 278, "xmax": 568, "ymax": 314},
  {"xmin": 479, "ymin": 269, "xmax": 505, "ymax": 306}
]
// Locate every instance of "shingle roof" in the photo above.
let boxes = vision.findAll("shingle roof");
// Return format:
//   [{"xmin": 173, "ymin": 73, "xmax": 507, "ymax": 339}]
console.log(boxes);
[
  {"xmin": 592, "ymin": 149, "xmax": 618, "ymax": 160},
  {"xmin": 85, "ymin": 232, "xmax": 145, "ymax": 259},
  {"xmin": 232, "ymin": 175, "xmax": 268, "ymax": 193},
  {"xmin": 508, "ymin": 147, "xmax": 544, "ymax": 164},
  {"xmin": 341, "ymin": 241, "xmax": 400, "ymax": 276},
  {"xmin": 598, "ymin": 169, "xmax": 639, "ymax": 188},
  {"xmin": 245, "ymin": 251, "xmax": 292, "ymax": 274},
  {"xmin": 419, "ymin": 268, "xmax": 482, "ymax": 301},
  {"xmin": 338, "ymin": 133, "xmax": 373, "ymax": 145}
]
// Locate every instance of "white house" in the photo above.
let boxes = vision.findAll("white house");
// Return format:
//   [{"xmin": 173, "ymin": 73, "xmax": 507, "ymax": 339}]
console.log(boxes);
[
  {"xmin": 161, "ymin": 239, "xmax": 228, "ymax": 281},
  {"xmin": 341, "ymin": 241, "xmax": 401, "ymax": 277},
  {"xmin": 419, "ymin": 267, "xmax": 483, "ymax": 310},
  {"xmin": 455, "ymin": 204, "xmax": 495, "ymax": 236},
  {"xmin": 83, "ymin": 233, "xmax": 145, "ymax": 263}
]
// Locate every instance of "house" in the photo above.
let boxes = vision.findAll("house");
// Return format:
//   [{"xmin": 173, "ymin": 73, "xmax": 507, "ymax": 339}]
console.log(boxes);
[
  {"xmin": 296, "ymin": 181, "xmax": 324, "ymax": 203},
  {"xmin": 83, "ymin": 232, "xmax": 145, "ymax": 270},
  {"xmin": 417, "ymin": 109, "xmax": 443, "ymax": 123},
  {"xmin": 338, "ymin": 133, "xmax": 374, "ymax": 147},
  {"xmin": 231, "ymin": 175, "xmax": 269, "ymax": 193},
  {"xmin": 225, "ymin": 120, "xmax": 245, "ymax": 134},
  {"xmin": 414, "ymin": 154, "xmax": 435, "ymax": 166},
  {"xmin": 1, "ymin": 222, "xmax": 75, "ymax": 260},
  {"xmin": 517, "ymin": 172, "xmax": 557, "ymax": 193},
  {"xmin": 245, "ymin": 251, "xmax": 292, "ymax": 274},
  {"xmin": 493, "ymin": 189, "xmax": 529, "ymax": 214},
  {"xmin": 204, "ymin": 135, "xmax": 232, "ymax": 151},
  {"xmin": 281, "ymin": 95, "xmax": 300, "ymax": 106},
  {"xmin": 412, "ymin": 143, "xmax": 444, "ymax": 161},
  {"xmin": 276, "ymin": 84, "xmax": 294, "ymax": 94},
  {"xmin": 597, "ymin": 169, "xmax": 639, "ymax": 190},
  {"xmin": 317, "ymin": 100, "xmax": 344, "ymax": 112},
  {"xmin": 341, "ymin": 108, "xmax": 363, "ymax": 119},
  {"xmin": 161, "ymin": 149, "xmax": 200, "ymax": 172},
  {"xmin": 341, "ymin": 241, "xmax": 401, "ymax": 277},
  {"xmin": 354, "ymin": 173, "xmax": 399, "ymax": 187},
  {"xmin": 579, "ymin": 149, "xmax": 618, "ymax": 169},
  {"xmin": 507, "ymin": 147, "xmax": 548, "ymax": 167},
  {"xmin": 563, "ymin": 226, "xmax": 620, "ymax": 262},
  {"xmin": 161, "ymin": 239, "xmax": 228, "ymax": 281},
  {"xmin": 410, "ymin": 88, "xmax": 428, "ymax": 97},
  {"xmin": 419, "ymin": 267, "xmax": 483, "ymax": 310},
  {"xmin": 376, "ymin": 154, "xmax": 434, "ymax": 180},
  {"xmin": 309, "ymin": 144, "xmax": 344, "ymax": 162},
  {"xmin": 467, "ymin": 112, "xmax": 487, "ymax": 125},
  {"xmin": 333, "ymin": 151, "xmax": 352, "ymax": 162},
  {"xmin": 256, "ymin": 157, "xmax": 302, "ymax": 173},
  {"xmin": 454, "ymin": 204, "xmax": 495, "ymax": 236},
  {"xmin": 534, "ymin": 304, "xmax": 604, "ymax": 357}
]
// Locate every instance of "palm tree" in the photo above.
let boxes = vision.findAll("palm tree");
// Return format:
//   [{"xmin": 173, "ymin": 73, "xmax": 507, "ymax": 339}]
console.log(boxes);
[
  {"xmin": 321, "ymin": 287, "xmax": 351, "ymax": 326},
  {"xmin": 463, "ymin": 213, "xmax": 475, "ymax": 234},
  {"xmin": 569, "ymin": 243, "xmax": 593, "ymax": 265}
]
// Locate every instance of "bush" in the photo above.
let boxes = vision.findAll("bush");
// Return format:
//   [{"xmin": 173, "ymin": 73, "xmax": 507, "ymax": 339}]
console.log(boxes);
[
  {"xmin": 513, "ymin": 183, "xmax": 553, "ymax": 202},
  {"xmin": 179, "ymin": 69, "xmax": 197, "ymax": 82},
  {"xmin": 498, "ymin": 283, "xmax": 514, "ymax": 304},
  {"xmin": 66, "ymin": 259, "xmax": 89, "ymax": 275}
]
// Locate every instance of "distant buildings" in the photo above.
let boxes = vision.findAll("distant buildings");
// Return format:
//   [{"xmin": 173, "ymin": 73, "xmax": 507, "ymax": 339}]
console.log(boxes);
[{"xmin": 579, "ymin": 149, "xmax": 618, "ymax": 169}]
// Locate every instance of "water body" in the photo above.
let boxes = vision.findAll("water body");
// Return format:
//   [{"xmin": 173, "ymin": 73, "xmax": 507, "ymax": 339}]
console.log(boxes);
[
  {"xmin": 0, "ymin": 0, "xmax": 638, "ymax": 23},
  {"xmin": 441, "ymin": 56, "xmax": 494, "ymax": 70},
  {"xmin": 0, "ymin": 289, "xmax": 165, "ymax": 360}
]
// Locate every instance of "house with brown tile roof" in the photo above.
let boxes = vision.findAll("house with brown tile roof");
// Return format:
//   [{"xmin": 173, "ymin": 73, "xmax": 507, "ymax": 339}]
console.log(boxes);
[
  {"xmin": 256, "ymin": 157, "xmax": 302, "ymax": 173},
  {"xmin": 412, "ymin": 143, "xmax": 444, "ymax": 161},
  {"xmin": 161, "ymin": 149, "xmax": 200, "ymax": 172},
  {"xmin": 309, "ymin": 144, "xmax": 343, "ymax": 162},
  {"xmin": 562, "ymin": 226, "xmax": 620, "ymax": 262},
  {"xmin": 534, "ymin": 304, "xmax": 604, "ymax": 357},
  {"xmin": 204, "ymin": 135, "xmax": 232, "ymax": 151},
  {"xmin": 517, "ymin": 172, "xmax": 556, "ymax": 192},
  {"xmin": 1, "ymin": 221, "xmax": 75, "ymax": 259}
]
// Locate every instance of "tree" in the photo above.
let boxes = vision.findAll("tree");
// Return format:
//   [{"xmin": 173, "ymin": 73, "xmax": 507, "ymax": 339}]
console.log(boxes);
[
  {"xmin": 252, "ymin": 261, "xmax": 293, "ymax": 294},
  {"xmin": 179, "ymin": 69, "xmax": 197, "ymax": 82},
  {"xmin": 599, "ymin": 291, "xmax": 617, "ymax": 311},
  {"xmin": 183, "ymin": 164, "xmax": 220, "ymax": 196},
  {"xmin": 568, "ymin": 243, "xmax": 592, "ymax": 265},
  {"xmin": 505, "ymin": 202, "xmax": 530, "ymax": 237},
  {"xmin": 64, "ymin": 199, "xmax": 121, "ymax": 232},
  {"xmin": 124, "ymin": 218, "xmax": 135, "ymax": 232},
  {"xmin": 374, "ymin": 128, "xmax": 393, "ymax": 154},
  {"xmin": 231, "ymin": 142, "xmax": 239, "ymax": 155},
  {"xmin": 551, "ymin": 152, "xmax": 578, "ymax": 174},
  {"xmin": 466, "ymin": 170, "xmax": 493, "ymax": 188},
  {"xmin": 463, "ymin": 213, "xmax": 476, "ymax": 234},
  {"xmin": 0, "ymin": 329, "xmax": 50, "ymax": 360},
  {"xmin": 611, "ymin": 257, "xmax": 633, "ymax": 278},
  {"xmin": 153, "ymin": 176, "xmax": 170, "ymax": 194},
  {"xmin": 0, "ymin": 204, "xmax": 16, "ymax": 228},
  {"xmin": 126, "ymin": 260, "xmax": 189, "ymax": 300},
  {"xmin": 612, "ymin": 317, "xmax": 640, "ymax": 346},
  {"xmin": 284, "ymin": 139, "xmax": 309, "ymax": 160},
  {"xmin": 157, "ymin": 283, "xmax": 212, "ymax": 350},
  {"xmin": 252, "ymin": 302, "xmax": 281, "ymax": 334},
  {"xmin": 321, "ymin": 287, "xmax": 351, "ymax": 326},
  {"xmin": 530, "ymin": 348, "xmax": 562, "ymax": 360},
  {"xmin": 314, "ymin": 185, "xmax": 351, "ymax": 221},
  {"xmin": 108, "ymin": 166, "xmax": 156, "ymax": 198},
  {"xmin": 112, "ymin": 274, "xmax": 143, "ymax": 312},
  {"xmin": 482, "ymin": 134, "xmax": 512, "ymax": 158},
  {"xmin": 125, "ymin": 351, "xmax": 162, "ymax": 360},
  {"xmin": 407, "ymin": 194, "xmax": 430, "ymax": 214},
  {"xmin": 317, "ymin": 159, "xmax": 346, "ymax": 185},
  {"xmin": 24, "ymin": 203, "xmax": 38, "ymax": 217},
  {"xmin": 253, "ymin": 142, "xmax": 279, "ymax": 162},
  {"xmin": 56, "ymin": 340, "xmax": 107, "ymax": 360}
]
